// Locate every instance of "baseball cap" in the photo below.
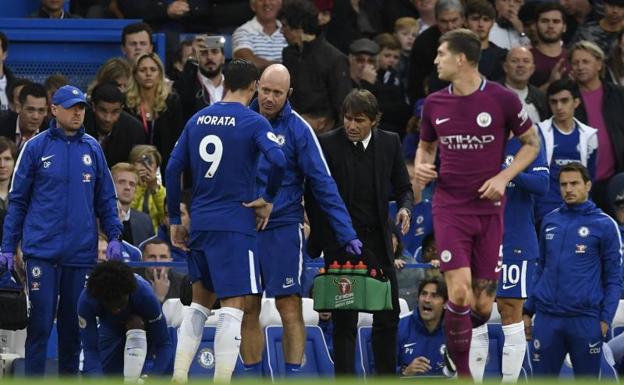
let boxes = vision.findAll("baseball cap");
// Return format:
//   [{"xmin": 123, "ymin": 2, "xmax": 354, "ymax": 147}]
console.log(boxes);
[
  {"xmin": 51, "ymin": 85, "xmax": 88, "ymax": 108},
  {"xmin": 349, "ymin": 38, "xmax": 380, "ymax": 56}
]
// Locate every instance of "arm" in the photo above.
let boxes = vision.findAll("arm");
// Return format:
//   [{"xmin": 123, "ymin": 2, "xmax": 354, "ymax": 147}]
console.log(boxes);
[
  {"xmin": 140, "ymin": 290, "xmax": 174, "ymax": 375},
  {"xmin": 599, "ymin": 219, "xmax": 623, "ymax": 326},
  {"xmin": 261, "ymin": 147, "xmax": 286, "ymax": 202},
  {"xmin": 586, "ymin": 132, "xmax": 598, "ymax": 181},
  {"xmin": 78, "ymin": 293, "xmax": 103, "ymax": 375},
  {"xmin": 231, "ymin": 27, "xmax": 276, "ymax": 70},
  {"xmin": 510, "ymin": 132, "xmax": 549, "ymax": 196},
  {"xmin": 414, "ymin": 140, "xmax": 438, "ymax": 188},
  {"xmin": 165, "ymin": 128, "xmax": 190, "ymax": 226},
  {"xmin": 94, "ymin": 148, "xmax": 123, "ymax": 242}
]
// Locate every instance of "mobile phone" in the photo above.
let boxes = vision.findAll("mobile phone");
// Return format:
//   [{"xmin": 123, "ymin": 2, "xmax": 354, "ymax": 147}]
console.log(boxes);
[
  {"xmin": 196, "ymin": 35, "xmax": 226, "ymax": 49},
  {"xmin": 141, "ymin": 154, "xmax": 153, "ymax": 168}
]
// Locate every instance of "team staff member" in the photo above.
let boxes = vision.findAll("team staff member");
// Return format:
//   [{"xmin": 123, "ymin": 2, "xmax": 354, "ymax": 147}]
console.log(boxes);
[
  {"xmin": 0, "ymin": 85, "xmax": 123, "ymax": 376},
  {"xmin": 524, "ymin": 162, "xmax": 623, "ymax": 377}
]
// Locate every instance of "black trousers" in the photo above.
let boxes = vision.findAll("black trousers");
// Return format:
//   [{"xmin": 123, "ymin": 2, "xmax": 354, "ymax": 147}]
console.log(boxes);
[{"xmin": 325, "ymin": 227, "xmax": 400, "ymax": 375}]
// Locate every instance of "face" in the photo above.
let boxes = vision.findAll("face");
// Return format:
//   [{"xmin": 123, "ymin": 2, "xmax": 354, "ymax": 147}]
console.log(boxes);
[
  {"xmin": 343, "ymin": 112, "xmax": 376, "ymax": 142},
  {"xmin": 418, "ymin": 283, "xmax": 445, "ymax": 323},
  {"xmin": 97, "ymin": 239, "xmax": 107, "ymax": 263},
  {"xmin": 537, "ymin": 10, "xmax": 566, "ymax": 43},
  {"xmin": 113, "ymin": 170, "xmax": 138, "ymax": 206},
  {"xmin": 280, "ymin": 22, "xmax": 302, "ymax": 46},
  {"xmin": 436, "ymin": 10, "xmax": 464, "ymax": 34},
  {"xmin": 605, "ymin": 3, "xmax": 624, "ymax": 25},
  {"xmin": 349, "ymin": 53, "xmax": 377, "ymax": 80},
  {"xmin": 615, "ymin": 201, "xmax": 624, "ymax": 225},
  {"xmin": 51, "ymin": 103, "xmax": 85, "ymax": 132},
  {"xmin": 559, "ymin": 170, "xmax": 591, "ymax": 204},
  {"xmin": 135, "ymin": 57, "xmax": 161, "ymax": 90},
  {"xmin": 548, "ymin": 90, "xmax": 579, "ymax": 123},
  {"xmin": 571, "ymin": 49, "xmax": 602, "ymax": 85},
  {"xmin": 115, "ymin": 76, "xmax": 129, "ymax": 94},
  {"xmin": 123, "ymin": 31, "xmax": 153, "ymax": 61},
  {"xmin": 94, "ymin": 100, "xmax": 123, "ymax": 134},
  {"xmin": 258, "ymin": 73, "xmax": 290, "ymax": 120},
  {"xmin": 251, "ymin": 0, "xmax": 282, "ymax": 23},
  {"xmin": 378, "ymin": 48, "xmax": 401, "ymax": 70},
  {"xmin": 466, "ymin": 14, "xmax": 495, "ymax": 42},
  {"xmin": 395, "ymin": 27, "xmax": 418, "ymax": 52},
  {"xmin": 197, "ymin": 48, "xmax": 225, "ymax": 77},
  {"xmin": 143, "ymin": 243, "xmax": 172, "ymax": 277},
  {"xmin": 17, "ymin": 95, "xmax": 48, "ymax": 134},
  {"xmin": 415, "ymin": 0, "xmax": 437, "ymax": 13},
  {"xmin": 434, "ymin": 41, "xmax": 461, "ymax": 81},
  {"xmin": 495, "ymin": 0, "xmax": 523, "ymax": 21},
  {"xmin": 503, "ymin": 47, "xmax": 535, "ymax": 84},
  {"xmin": 0, "ymin": 149, "xmax": 15, "ymax": 183},
  {"xmin": 42, "ymin": 0, "xmax": 64, "ymax": 11}
]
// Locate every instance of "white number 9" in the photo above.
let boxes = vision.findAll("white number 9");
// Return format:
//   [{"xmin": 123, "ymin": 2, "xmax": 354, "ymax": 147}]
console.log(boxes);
[{"xmin": 199, "ymin": 135, "xmax": 223, "ymax": 178}]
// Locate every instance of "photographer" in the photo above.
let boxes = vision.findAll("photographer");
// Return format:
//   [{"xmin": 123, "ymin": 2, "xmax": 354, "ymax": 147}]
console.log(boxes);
[{"xmin": 129, "ymin": 145, "xmax": 166, "ymax": 233}]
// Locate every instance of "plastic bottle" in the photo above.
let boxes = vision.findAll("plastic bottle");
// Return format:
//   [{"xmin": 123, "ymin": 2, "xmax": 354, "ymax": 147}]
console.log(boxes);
[
  {"xmin": 353, "ymin": 261, "xmax": 367, "ymax": 275},
  {"xmin": 341, "ymin": 261, "xmax": 354, "ymax": 274},
  {"xmin": 328, "ymin": 261, "xmax": 341, "ymax": 274}
]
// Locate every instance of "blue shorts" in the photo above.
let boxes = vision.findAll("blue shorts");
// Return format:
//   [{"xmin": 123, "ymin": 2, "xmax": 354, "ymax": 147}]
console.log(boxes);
[
  {"xmin": 496, "ymin": 257, "xmax": 537, "ymax": 299},
  {"xmin": 258, "ymin": 224, "xmax": 304, "ymax": 297},
  {"xmin": 188, "ymin": 231, "xmax": 262, "ymax": 299}
]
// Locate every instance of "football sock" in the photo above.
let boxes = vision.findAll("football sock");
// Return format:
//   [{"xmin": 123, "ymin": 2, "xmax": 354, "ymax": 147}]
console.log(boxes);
[
  {"xmin": 172, "ymin": 302, "xmax": 210, "ymax": 383},
  {"xmin": 214, "ymin": 307, "xmax": 244, "ymax": 383},
  {"xmin": 501, "ymin": 321, "xmax": 526, "ymax": 383},
  {"xmin": 124, "ymin": 329, "xmax": 147, "ymax": 384}
]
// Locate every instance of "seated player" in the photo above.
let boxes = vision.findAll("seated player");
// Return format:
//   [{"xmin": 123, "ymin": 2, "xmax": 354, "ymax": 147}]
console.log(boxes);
[{"xmin": 78, "ymin": 261, "xmax": 174, "ymax": 382}]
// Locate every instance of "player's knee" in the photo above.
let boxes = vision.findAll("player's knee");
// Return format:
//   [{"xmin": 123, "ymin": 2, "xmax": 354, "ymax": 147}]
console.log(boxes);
[
  {"xmin": 276, "ymin": 295, "xmax": 303, "ymax": 325},
  {"xmin": 125, "ymin": 315, "xmax": 145, "ymax": 331},
  {"xmin": 448, "ymin": 285, "xmax": 471, "ymax": 305}
]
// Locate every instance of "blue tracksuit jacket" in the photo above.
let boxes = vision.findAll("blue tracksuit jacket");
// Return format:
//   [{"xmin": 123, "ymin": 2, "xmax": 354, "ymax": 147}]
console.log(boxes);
[{"xmin": 396, "ymin": 308, "xmax": 446, "ymax": 376}]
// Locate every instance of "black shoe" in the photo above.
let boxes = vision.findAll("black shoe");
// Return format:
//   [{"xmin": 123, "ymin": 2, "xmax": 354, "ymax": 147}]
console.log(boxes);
[{"xmin": 442, "ymin": 345, "xmax": 457, "ymax": 377}]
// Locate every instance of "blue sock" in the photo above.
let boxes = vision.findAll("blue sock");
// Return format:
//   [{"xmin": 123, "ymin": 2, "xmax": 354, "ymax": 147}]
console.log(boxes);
[
  {"xmin": 243, "ymin": 361, "xmax": 262, "ymax": 376},
  {"xmin": 285, "ymin": 362, "xmax": 301, "ymax": 376}
]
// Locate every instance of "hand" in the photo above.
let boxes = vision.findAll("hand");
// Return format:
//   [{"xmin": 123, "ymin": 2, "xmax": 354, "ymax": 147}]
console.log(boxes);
[
  {"xmin": 106, "ymin": 239, "xmax": 123, "ymax": 261},
  {"xmin": 170, "ymin": 224, "xmax": 190, "ymax": 251},
  {"xmin": 394, "ymin": 258, "xmax": 406, "ymax": 270},
  {"xmin": 167, "ymin": 0, "xmax": 190, "ymax": 18},
  {"xmin": 507, "ymin": 9, "xmax": 524, "ymax": 33},
  {"xmin": 0, "ymin": 252, "xmax": 14, "ymax": 273},
  {"xmin": 404, "ymin": 356, "xmax": 431, "ymax": 375},
  {"xmin": 414, "ymin": 163, "xmax": 437, "ymax": 188},
  {"xmin": 345, "ymin": 239, "xmax": 363, "ymax": 255},
  {"xmin": 150, "ymin": 268, "xmax": 171, "ymax": 303},
  {"xmin": 396, "ymin": 208, "xmax": 410, "ymax": 235},
  {"xmin": 601, "ymin": 321, "xmax": 609, "ymax": 338},
  {"xmin": 243, "ymin": 197, "xmax": 273, "ymax": 230},
  {"xmin": 137, "ymin": 166, "xmax": 159, "ymax": 192},
  {"xmin": 361, "ymin": 64, "xmax": 378, "ymax": 84},
  {"xmin": 523, "ymin": 314, "xmax": 533, "ymax": 340},
  {"xmin": 478, "ymin": 173, "xmax": 509, "ymax": 201},
  {"xmin": 548, "ymin": 58, "xmax": 566, "ymax": 83}
]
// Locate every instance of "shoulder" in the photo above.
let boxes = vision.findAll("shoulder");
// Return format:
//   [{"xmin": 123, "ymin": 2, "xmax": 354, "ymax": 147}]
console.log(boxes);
[
  {"xmin": 319, "ymin": 127, "xmax": 343, "ymax": 143},
  {"xmin": 374, "ymin": 128, "xmax": 400, "ymax": 144},
  {"xmin": 485, "ymin": 80, "xmax": 516, "ymax": 98},
  {"xmin": 542, "ymin": 208, "xmax": 562, "ymax": 224},
  {"xmin": 596, "ymin": 212, "xmax": 622, "ymax": 234},
  {"xmin": 233, "ymin": 18, "xmax": 259, "ymax": 36}
]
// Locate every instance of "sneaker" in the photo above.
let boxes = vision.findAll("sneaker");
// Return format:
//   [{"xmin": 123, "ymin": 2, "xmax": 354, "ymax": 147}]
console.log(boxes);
[{"xmin": 442, "ymin": 345, "xmax": 457, "ymax": 377}]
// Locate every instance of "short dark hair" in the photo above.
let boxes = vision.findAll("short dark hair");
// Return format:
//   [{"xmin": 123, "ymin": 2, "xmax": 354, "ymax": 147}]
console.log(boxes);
[
  {"xmin": 141, "ymin": 238, "xmax": 170, "ymax": 254},
  {"xmin": 0, "ymin": 136, "xmax": 17, "ymax": 161},
  {"xmin": 465, "ymin": 0, "xmax": 496, "ymax": 20},
  {"xmin": 122, "ymin": 22, "xmax": 154, "ymax": 46},
  {"xmin": 559, "ymin": 162, "xmax": 591, "ymax": 183},
  {"xmin": 546, "ymin": 78, "xmax": 580, "ymax": 100},
  {"xmin": 223, "ymin": 59, "xmax": 258, "ymax": 92},
  {"xmin": 342, "ymin": 89, "xmax": 382, "ymax": 123},
  {"xmin": 44, "ymin": 73, "xmax": 68, "ymax": 93},
  {"xmin": 439, "ymin": 29, "xmax": 482, "ymax": 64},
  {"xmin": 279, "ymin": 0, "xmax": 320, "ymax": 35},
  {"xmin": 91, "ymin": 82, "xmax": 125, "ymax": 105},
  {"xmin": 535, "ymin": 2, "xmax": 567, "ymax": 21},
  {"xmin": 0, "ymin": 32, "xmax": 7, "ymax": 53},
  {"xmin": 87, "ymin": 261, "xmax": 138, "ymax": 304},
  {"xmin": 18, "ymin": 83, "xmax": 48, "ymax": 106},
  {"xmin": 8, "ymin": 78, "xmax": 32, "ymax": 103},
  {"xmin": 418, "ymin": 276, "xmax": 448, "ymax": 302},
  {"xmin": 375, "ymin": 33, "xmax": 401, "ymax": 51}
]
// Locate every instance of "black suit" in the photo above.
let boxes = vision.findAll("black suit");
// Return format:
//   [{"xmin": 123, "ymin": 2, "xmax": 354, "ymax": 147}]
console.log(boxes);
[
  {"xmin": 0, "ymin": 111, "xmax": 48, "ymax": 151},
  {"xmin": 123, "ymin": 209, "xmax": 155, "ymax": 247},
  {"xmin": 306, "ymin": 127, "xmax": 413, "ymax": 375}
]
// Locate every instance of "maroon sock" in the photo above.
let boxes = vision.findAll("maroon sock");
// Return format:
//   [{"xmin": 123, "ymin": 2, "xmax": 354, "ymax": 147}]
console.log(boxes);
[{"xmin": 443, "ymin": 301, "xmax": 473, "ymax": 378}]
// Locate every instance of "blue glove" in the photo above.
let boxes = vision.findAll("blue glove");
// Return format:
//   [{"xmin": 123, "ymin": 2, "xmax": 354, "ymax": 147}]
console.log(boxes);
[
  {"xmin": 0, "ymin": 252, "xmax": 14, "ymax": 273},
  {"xmin": 106, "ymin": 239, "xmax": 123, "ymax": 261},
  {"xmin": 346, "ymin": 239, "xmax": 363, "ymax": 256}
]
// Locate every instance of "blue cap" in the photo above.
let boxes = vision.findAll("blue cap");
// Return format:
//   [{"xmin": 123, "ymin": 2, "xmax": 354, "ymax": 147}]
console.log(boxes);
[{"xmin": 51, "ymin": 85, "xmax": 88, "ymax": 108}]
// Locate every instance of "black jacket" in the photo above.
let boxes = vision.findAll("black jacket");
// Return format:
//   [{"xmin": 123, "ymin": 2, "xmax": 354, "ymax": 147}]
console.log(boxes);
[
  {"xmin": 2, "ymin": 67, "xmax": 15, "ymax": 112},
  {"xmin": 173, "ymin": 61, "xmax": 211, "ymax": 122},
  {"xmin": 527, "ymin": 84, "xmax": 550, "ymax": 122},
  {"xmin": 407, "ymin": 25, "xmax": 442, "ymax": 103},
  {"xmin": 325, "ymin": 0, "xmax": 383, "ymax": 54},
  {"xmin": 382, "ymin": 0, "xmax": 419, "ymax": 33},
  {"xmin": 0, "ymin": 111, "xmax": 48, "ymax": 146},
  {"xmin": 282, "ymin": 37, "xmax": 352, "ymax": 122},
  {"xmin": 305, "ymin": 128, "xmax": 413, "ymax": 264}
]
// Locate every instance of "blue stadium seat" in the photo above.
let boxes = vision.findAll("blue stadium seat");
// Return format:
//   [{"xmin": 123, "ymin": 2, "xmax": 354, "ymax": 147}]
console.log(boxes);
[
  {"xmin": 264, "ymin": 325, "xmax": 333, "ymax": 380},
  {"xmin": 187, "ymin": 326, "xmax": 245, "ymax": 378},
  {"xmin": 355, "ymin": 326, "xmax": 373, "ymax": 376}
]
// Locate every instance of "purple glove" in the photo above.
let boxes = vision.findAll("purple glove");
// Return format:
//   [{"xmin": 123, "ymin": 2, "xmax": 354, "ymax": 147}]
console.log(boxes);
[
  {"xmin": 346, "ymin": 239, "xmax": 363, "ymax": 256},
  {"xmin": 106, "ymin": 239, "xmax": 123, "ymax": 261},
  {"xmin": 0, "ymin": 252, "xmax": 14, "ymax": 273}
]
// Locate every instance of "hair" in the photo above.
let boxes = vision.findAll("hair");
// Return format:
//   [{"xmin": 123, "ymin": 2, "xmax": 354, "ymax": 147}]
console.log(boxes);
[
  {"xmin": 375, "ymin": 33, "xmax": 401, "ymax": 51},
  {"xmin": 89, "ymin": 58, "xmax": 132, "ymax": 95},
  {"xmin": 546, "ymin": 78, "xmax": 580, "ymax": 99},
  {"xmin": 44, "ymin": 74, "xmax": 68, "ymax": 94},
  {"xmin": 91, "ymin": 82, "xmax": 126, "ymax": 105},
  {"xmin": 174, "ymin": 39, "xmax": 194, "ymax": 65},
  {"xmin": 0, "ymin": 32, "xmax": 7, "ymax": 53},
  {"xmin": 608, "ymin": 30, "xmax": 624, "ymax": 82},
  {"xmin": 141, "ymin": 237, "xmax": 170, "ymax": 254},
  {"xmin": 0, "ymin": 136, "xmax": 17, "ymax": 161},
  {"xmin": 223, "ymin": 59, "xmax": 259, "ymax": 92},
  {"xmin": 98, "ymin": 231, "xmax": 108, "ymax": 242},
  {"xmin": 439, "ymin": 28, "xmax": 482, "ymax": 64},
  {"xmin": 570, "ymin": 40, "xmax": 606, "ymax": 62},
  {"xmin": 8, "ymin": 79, "xmax": 32, "ymax": 103},
  {"xmin": 518, "ymin": 1, "xmax": 539, "ymax": 24},
  {"xmin": 111, "ymin": 162, "xmax": 138, "ymax": 179},
  {"xmin": 559, "ymin": 162, "xmax": 591, "ymax": 183},
  {"xmin": 86, "ymin": 260, "xmax": 138, "ymax": 304},
  {"xmin": 18, "ymin": 83, "xmax": 48, "ymax": 106},
  {"xmin": 418, "ymin": 276, "xmax": 449, "ymax": 302},
  {"xmin": 394, "ymin": 16, "xmax": 419, "ymax": 32},
  {"xmin": 435, "ymin": 0, "xmax": 465, "ymax": 19},
  {"xmin": 126, "ymin": 53, "xmax": 168, "ymax": 116},
  {"xmin": 279, "ymin": 0, "xmax": 320, "ymax": 35},
  {"xmin": 465, "ymin": 0, "xmax": 496, "ymax": 20},
  {"xmin": 535, "ymin": 2, "xmax": 566, "ymax": 21},
  {"xmin": 121, "ymin": 22, "xmax": 154, "ymax": 46},
  {"xmin": 342, "ymin": 89, "xmax": 382, "ymax": 123},
  {"xmin": 129, "ymin": 144, "xmax": 162, "ymax": 167}
]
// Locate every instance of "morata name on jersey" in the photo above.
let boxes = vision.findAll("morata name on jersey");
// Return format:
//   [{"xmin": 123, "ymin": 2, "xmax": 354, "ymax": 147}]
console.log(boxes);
[{"xmin": 197, "ymin": 115, "xmax": 236, "ymax": 126}]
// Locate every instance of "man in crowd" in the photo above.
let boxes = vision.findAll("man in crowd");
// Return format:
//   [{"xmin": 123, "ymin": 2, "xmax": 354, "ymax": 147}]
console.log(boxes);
[
  {"xmin": 465, "ymin": 0, "xmax": 507, "ymax": 82},
  {"xmin": 140, "ymin": 238, "xmax": 185, "ymax": 304},
  {"xmin": 572, "ymin": 0, "xmax": 624, "ymax": 56},
  {"xmin": 31, "ymin": 0, "xmax": 79, "ymax": 18},
  {"xmin": 121, "ymin": 22, "xmax": 154, "ymax": 63},
  {"xmin": 0, "ymin": 32, "xmax": 14, "ymax": 112},
  {"xmin": 489, "ymin": 0, "xmax": 530, "ymax": 49},
  {"xmin": 0, "ymin": 82, "xmax": 49, "ymax": 152}
]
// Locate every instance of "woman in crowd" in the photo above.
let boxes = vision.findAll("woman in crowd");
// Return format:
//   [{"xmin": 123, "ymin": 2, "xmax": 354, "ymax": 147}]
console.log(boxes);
[{"xmin": 128, "ymin": 144, "xmax": 166, "ymax": 233}]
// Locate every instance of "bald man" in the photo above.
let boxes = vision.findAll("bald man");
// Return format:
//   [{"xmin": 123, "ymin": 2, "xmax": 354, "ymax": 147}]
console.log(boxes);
[
  {"xmin": 503, "ymin": 46, "xmax": 549, "ymax": 124},
  {"xmin": 240, "ymin": 64, "xmax": 361, "ymax": 375}
]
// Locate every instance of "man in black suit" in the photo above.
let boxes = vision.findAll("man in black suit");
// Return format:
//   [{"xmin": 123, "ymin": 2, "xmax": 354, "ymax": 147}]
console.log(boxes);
[
  {"xmin": 306, "ymin": 89, "xmax": 414, "ymax": 375},
  {"xmin": 0, "ymin": 82, "xmax": 48, "ymax": 152}
]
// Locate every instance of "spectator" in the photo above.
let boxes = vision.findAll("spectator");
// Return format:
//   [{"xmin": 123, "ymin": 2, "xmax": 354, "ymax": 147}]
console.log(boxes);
[
  {"xmin": 376, "ymin": 33, "xmax": 402, "ymax": 73},
  {"xmin": 280, "ymin": 0, "xmax": 351, "ymax": 134},
  {"xmin": 121, "ymin": 22, "xmax": 154, "ymax": 63},
  {"xmin": 44, "ymin": 74, "xmax": 69, "ymax": 106},
  {"xmin": 572, "ymin": 0, "xmax": 624, "ymax": 55},
  {"xmin": 168, "ymin": 39, "xmax": 193, "ymax": 82},
  {"xmin": 349, "ymin": 38, "xmax": 379, "ymax": 89},
  {"xmin": 97, "ymin": 232, "xmax": 108, "ymax": 263},
  {"xmin": 503, "ymin": 46, "xmax": 550, "ymax": 125},
  {"xmin": 397, "ymin": 277, "xmax": 449, "ymax": 377},
  {"xmin": 606, "ymin": 30, "xmax": 624, "ymax": 85},
  {"xmin": 561, "ymin": 0, "xmax": 602, "ymax": 45},
  {"xmin": 111, "ymin": 163, "xmax": 155, "ymax": 247},
  {"xmin": 7, "ymin": 78, "xmax": 31, "ymax": 114},
  {"xmin": 84, "ymin": 83, "xmax": 146, "ymax": 166},
  {"xmin": 139, "ymin": 238, "xmax": 184, "ymax": 304},
  {"xmin": 31, "ymin": 0, "xmax": 80, "ymax": 18},
  {"xmin": 315, "ymin": 0, "xmax": 333, "ymax": 30},
  {"xmin": 382, "ymin": 0, "xmax": 420, "ymax": 32},
  {"xmin": 465, "ymin": 0, "xmax": 507, "ymax": 82},
  {"xmin": 232, "ymin": 0, "xmax": 287, "ymax": 69},
  {"xmin": 524, "ymin": 162, "xmax": 622, "ymax": 378},
  {"xmin": 518, "ymin": 1, "xmax": 540, "ymax": 46},
  {"xmin": 126, "ymin": 52, "xmax": 184, "ymax": 174},
  {"xmin": 417, "ymin": 233, "xmax": 442, "ymax": 279},
  {"xmin": 89, "ymin": 58, "xmax": 132, "ymax": 95},
  {"xmin": 96, "ymin": 231, "xmax": 142, "ymax": 263},
  {"xmin": 415, "ymin": 0, "xmax": 438, "ymax": 34},
  {"xmin": 325, "ymin": 0, "xmax": 383, "ymax": 55},
  {"xmin": 173, "ymin": 35, "xmax": 226, "ymax": 122},
  {"xmin": 0, "ymin": 137, "xmax": 16, "ymax": 240},
  {"xmin": 393, "ymin": 17, "xmax": 419, "ymax": 90},
  {"xmin": 407, "ymin": 0, "xmax": 464, "ymax": 103},
  {"xmin": 530, "ymin": 3, "xmax": 571, "ymax": 91},
  {"xmin": 535, "ymin": 79, "xmax": 598, "ymax": 224},
  {"xmin": 71, "ymin": 0, "xmax": 115, "ymax": 18},
  {"xmin": 128, "ymin": 145, "xmax": 166, "ymax": 233},
  {"xmin": 489, "ymin": 0, "xmax": 530, "ymax": 49},
  {"xmin": 0, "ymin": 32, "xmax": 14, "ymax": 112},
  {"xmin": 571, "ymin": 40, "xmax": 624, "ymax": 216},
  {"xmin": 0, "ymin": 83, "xmax": 49, "ymax": 152}
]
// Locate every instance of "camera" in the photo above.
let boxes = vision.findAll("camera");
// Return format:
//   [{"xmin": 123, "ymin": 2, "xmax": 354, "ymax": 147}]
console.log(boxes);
[{"xmin": 194, "ymin": 35, "xmax": 226, "ymax": 50}]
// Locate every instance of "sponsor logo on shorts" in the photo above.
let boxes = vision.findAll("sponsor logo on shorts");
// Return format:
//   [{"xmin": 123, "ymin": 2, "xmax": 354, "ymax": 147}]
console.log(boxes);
[
  {"xmin": 78, "ymin": 316, "xmax": 87, "ymax": 329},
  {"xmin": 589, "ymin": 341, "xmax": 601, "ymax": 354},
  {"xmin": 578, "ymin": 226, "xmax": 589, "ymax": 237},
  {"xmin": 440, "ymin": 250, "xmax": 452, "ymax": 263},
  {"xmin": 476, "ymin": 112, "xmax": 492, "ymax": 127},
  {"xmin": 197, "ymin": 348, "xmax": 215, "ymax": 369},
  {"xmin": 282, "ymin": 277, "xmax": 295, "ymax": 289},
  {"xmin": 502, "ymin": 283, "xmax": 517, "ymax": 290}
]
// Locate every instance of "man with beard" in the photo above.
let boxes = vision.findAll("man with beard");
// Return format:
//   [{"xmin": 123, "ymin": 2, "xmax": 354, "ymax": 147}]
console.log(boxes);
[
  {"xmin": 529, "ymin": 3, "xmax": 571, "ymax": 91},
  {"xmin": 173, "ymin": 35, "xmax": 226, "ymax": 122}
]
